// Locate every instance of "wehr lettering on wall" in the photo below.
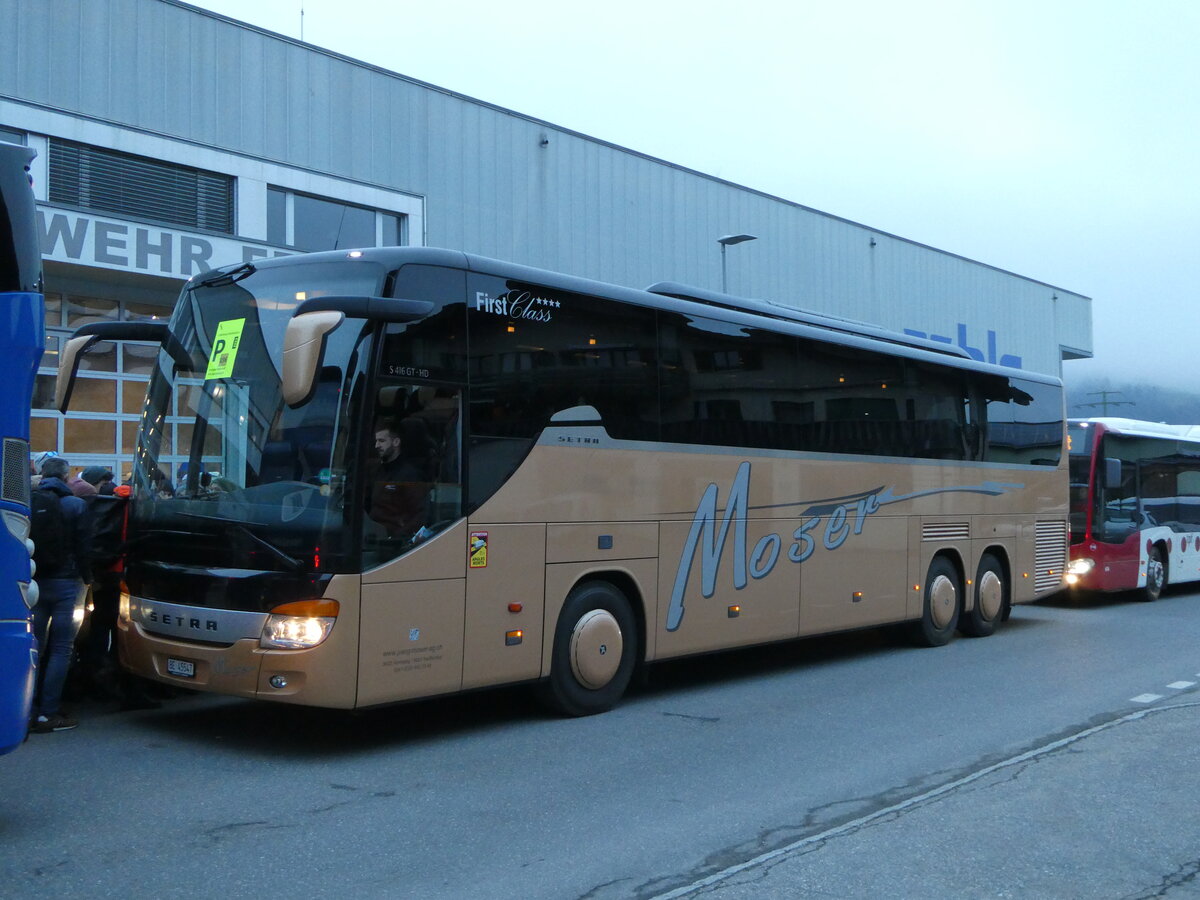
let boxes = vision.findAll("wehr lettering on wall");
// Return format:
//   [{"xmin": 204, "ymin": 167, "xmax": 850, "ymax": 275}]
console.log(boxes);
[
  {"xmin": 905, "ymin": 322, "xmax": 1022, "ymax": 369},
  {"xmin": 666, "ymin": 462, "xmax": 1024, "ymax": 631},
  {"xmin": 36, "ymin": 206, "xmax": 294, "ymax": 278}
]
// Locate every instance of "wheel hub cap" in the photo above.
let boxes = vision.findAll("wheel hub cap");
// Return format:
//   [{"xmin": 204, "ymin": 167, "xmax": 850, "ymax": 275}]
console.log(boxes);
[
  {"xmin": 930, "ymin": 574, "xmax": 957, "ymax": 629},
  {"xmin": 978, "ymin": 571, "xmax": 1003, "ymax": 621},
  {"xmin": 1149, "ymin": 560, "xmax": 1164, "ymax": 589},
  {"xmin": 570, "ymin": 610, "xmax": 623, "ymax": 690}
]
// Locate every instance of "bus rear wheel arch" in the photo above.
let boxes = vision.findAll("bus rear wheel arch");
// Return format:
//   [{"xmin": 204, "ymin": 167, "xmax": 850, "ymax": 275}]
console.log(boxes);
[
  {"xmin": 909, "ymin": 554, "xmax": 961, "ymax": 647},
  {"xmin": 959, "ymin": 551, "xmax": 1008, "ymax": 638},
  {"xmin": 539, "ymin": 579, "xmax": 638, "ymax": 716}
]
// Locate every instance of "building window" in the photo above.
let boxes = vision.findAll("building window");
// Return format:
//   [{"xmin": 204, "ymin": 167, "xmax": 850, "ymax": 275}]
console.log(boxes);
[
  {"xmin": 31, "ymin": 290, "xmax": 169, "ymax": 480},
  {"xmin": 0, "ymin": 126, "xmax": 25, "ymax": 145},
  {"xmin": 48, "ymin": 138, "xmax": 234, "ymax": 234},
  {"xmin": 267, "ymin": 187, "xmax": 406, "ymax": 251}
]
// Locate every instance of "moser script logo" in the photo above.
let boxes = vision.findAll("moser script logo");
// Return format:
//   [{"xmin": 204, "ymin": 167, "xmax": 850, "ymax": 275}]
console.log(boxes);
[
  {"xmin": 475, "ymin": 290, "xmax": 558, "ymax": 323},
  {"xmin": 666, "ymin": 461, "xmax": 1023, "ymax": 631}
]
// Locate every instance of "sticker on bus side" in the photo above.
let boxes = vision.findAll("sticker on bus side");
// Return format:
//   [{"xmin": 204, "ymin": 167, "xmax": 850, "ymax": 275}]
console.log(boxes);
[
  {"xmin": 469, "ymin": 532, "xmax": 488, "ymax": 568},
  {"xmin": 204, "ymin": 318, "xmax": 247, "ymax": 379}
]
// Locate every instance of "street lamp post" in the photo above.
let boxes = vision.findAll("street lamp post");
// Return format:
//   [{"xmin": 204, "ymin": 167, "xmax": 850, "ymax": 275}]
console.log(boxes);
[{"xmin": 718, "ymin": 233, "xmax": 757, "ymax": 293}]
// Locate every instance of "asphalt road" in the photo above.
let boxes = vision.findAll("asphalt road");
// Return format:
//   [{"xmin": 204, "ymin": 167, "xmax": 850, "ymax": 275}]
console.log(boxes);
[{"xmin": 3, "ymin": 587, "xmax": 1200, "ymax": 899}]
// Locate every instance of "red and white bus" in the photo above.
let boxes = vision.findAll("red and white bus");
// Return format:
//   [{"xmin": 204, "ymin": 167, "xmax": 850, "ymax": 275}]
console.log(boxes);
[{"xmin": 1067, "ymin": 417, "xmax": 1200, "ymax": 600}]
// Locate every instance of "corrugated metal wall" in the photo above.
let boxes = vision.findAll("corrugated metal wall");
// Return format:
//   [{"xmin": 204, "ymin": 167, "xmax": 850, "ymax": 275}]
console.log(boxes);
[{"xmin": 0, "ymin": 0, "xmax": 1091, "ymax": 375}]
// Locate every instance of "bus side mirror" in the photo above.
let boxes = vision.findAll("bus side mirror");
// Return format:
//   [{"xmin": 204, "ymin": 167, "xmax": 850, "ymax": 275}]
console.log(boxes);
[
  {"xmin": 56, "ymin": 321, "xmax": 192, "ymax": 412},
  {"xmin": 56, "ymin": 333, "xmax": 96, "ymax": 413},
  {"xmin": 1104, "ymin": 457, "xmax": 1122, "ymax": 490},
  {"xmin": 281, "ymin": 295, "xmax": 434, "ymax": 408},
  {"xmin": 282, "ymin": 311, "xmax": 345, "ymax": 408}
]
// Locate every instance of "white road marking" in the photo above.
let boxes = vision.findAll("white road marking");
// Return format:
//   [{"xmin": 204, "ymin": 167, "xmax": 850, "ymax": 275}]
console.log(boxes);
[
  {"xmin": 1167, "ymin": 681, "xmax": 1196, "ymax": 690},
  {"xmin": 1130, "ymin": 694, "xmax": 1163, "ymax": 704}
]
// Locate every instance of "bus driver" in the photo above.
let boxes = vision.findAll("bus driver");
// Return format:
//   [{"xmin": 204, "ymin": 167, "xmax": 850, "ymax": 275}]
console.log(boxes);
[{"xmin": 368, "ymin": 417, "xmax": 434, "ymax": 541}]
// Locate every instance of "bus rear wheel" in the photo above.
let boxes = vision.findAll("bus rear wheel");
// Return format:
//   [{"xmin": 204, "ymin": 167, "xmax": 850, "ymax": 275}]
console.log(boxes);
[
  {"xmin": 909, "ymin": 556, "xmax": 960, "ymax": 647},
  {"xmin": 959, "ymin": 553, "xmax": 1006, "ymax": 638},
  {"xmin": 539, "ymin": 581, "xmax": 637, "ymax": 717},
  {"xmin": 1140, "ymin": 545, "xmax": 1166, "ymax": 602}
]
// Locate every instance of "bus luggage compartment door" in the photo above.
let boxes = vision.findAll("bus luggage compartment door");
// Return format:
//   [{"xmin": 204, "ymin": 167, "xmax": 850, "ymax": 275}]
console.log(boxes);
[
  {"xmin": 463, "ymin": 523, "xmax": 545, "ymax": 690},
  {"xmin": 358, "ymin": 578, "xmax": 465, "ymax": 705}
]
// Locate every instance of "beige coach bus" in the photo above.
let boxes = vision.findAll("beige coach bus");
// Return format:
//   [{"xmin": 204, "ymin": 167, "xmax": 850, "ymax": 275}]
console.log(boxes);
[{"xmin": 57, "ymin": 248, "xmax": 1068, "ymax": 715}]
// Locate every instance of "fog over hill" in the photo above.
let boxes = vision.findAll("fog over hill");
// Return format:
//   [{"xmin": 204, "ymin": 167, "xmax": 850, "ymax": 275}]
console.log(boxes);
[{"xmin": 1065, "ymin": 374, "xmax": 1200, "ymax": 426}]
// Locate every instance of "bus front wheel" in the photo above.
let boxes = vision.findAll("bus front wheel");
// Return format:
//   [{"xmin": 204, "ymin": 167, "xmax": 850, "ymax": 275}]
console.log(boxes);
[
  {"xmin": 909, "ymin": 556, "xmax": 960, "ymax": 647},
  {"xmin": 959, "ymin": 553, "xmax": 1007, "ymax": 638},
  {"xmin": 539, "ymin": 581, "xmax": 637, "ymax": 716},
  {"xmin": 1140, "ymin": 546, "xmax": 1166, "ymax": 602}
]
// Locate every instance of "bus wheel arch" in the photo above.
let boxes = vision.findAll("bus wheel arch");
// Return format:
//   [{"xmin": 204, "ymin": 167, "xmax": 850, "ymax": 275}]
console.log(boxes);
[
  {"xmin": 539, "ymin": 577, "xmax": 641, "ymax": 716},
  {"xmin": 960, "ymin": 549, "xmax": 1009, "ymax": 637},
  {"xmin": 909, "ymin": 552, "xmax": 962, "ymax": 647},
  {"xmin": 1140, "ymin": 542, "xmax": 1168, "ymax": 602}
]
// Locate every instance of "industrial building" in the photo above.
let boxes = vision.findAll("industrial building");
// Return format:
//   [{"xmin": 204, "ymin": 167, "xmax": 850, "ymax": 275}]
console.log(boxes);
[{"xmin": 0, "ymin": 0, "xmax": 1091, "ymax": 477}]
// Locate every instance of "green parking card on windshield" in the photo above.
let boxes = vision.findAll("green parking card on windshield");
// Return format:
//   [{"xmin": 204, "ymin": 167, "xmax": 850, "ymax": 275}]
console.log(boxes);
[{"xmin": 205, "ymin": 318, "xmax": 246, "ymax": 379}]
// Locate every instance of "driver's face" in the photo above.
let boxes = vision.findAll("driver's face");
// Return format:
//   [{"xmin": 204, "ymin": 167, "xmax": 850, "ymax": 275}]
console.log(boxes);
[{"xmin": 375, "ymin": 430, "xmax": 401, "ymax": 462}]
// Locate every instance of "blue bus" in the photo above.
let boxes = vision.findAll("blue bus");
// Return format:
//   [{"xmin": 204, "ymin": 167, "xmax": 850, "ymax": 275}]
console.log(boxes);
[{"xmin": 0, "ymin": 140, "xmax": 44, "ymax": 753}]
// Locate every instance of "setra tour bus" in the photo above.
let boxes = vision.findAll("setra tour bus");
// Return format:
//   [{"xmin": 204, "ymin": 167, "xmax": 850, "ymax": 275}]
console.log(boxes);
[
  {"xmin": 56, "ymin": 248, "xmax": 1068, "ymax": 715},
  {"xmin": 0, "ymin": 140, "xmax": 44, "ymax": 752},
  {"xmin": 1067, "ymin": 417, "xmax": 1200, "ymax": 600}
]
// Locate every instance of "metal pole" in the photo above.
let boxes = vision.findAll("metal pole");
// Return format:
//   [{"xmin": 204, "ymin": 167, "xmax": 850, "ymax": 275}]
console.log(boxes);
[{"xmin": 717, "ymin": 234, "xmax": 756, "ymax": 294}]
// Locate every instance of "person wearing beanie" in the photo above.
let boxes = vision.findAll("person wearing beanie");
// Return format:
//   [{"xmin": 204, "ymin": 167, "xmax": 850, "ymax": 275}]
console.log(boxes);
[{"xmin": 81, "ymin": 466, "xmax": 115, "ymax": 495}]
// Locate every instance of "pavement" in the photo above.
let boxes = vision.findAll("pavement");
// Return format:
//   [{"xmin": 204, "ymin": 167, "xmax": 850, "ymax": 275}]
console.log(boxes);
[{"xmin": 654, "ymin": 699, "xmax": 1200, "ymax": 899}]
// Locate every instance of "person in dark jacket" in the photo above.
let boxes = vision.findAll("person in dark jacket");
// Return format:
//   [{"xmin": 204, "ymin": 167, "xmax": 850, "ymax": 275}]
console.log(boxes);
[
  {"xmin": 368, "ymin": 417, "xmax": 434, "ymax": 539},
  {"xmin": 30, "ymin": 456, "xmax": 93, "ymax": 733}
]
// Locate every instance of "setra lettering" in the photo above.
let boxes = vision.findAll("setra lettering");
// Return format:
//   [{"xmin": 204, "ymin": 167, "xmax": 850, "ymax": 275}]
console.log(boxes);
[{"xmin": 147, "ymin": 610, "xmax": 219, "ymax": 631}]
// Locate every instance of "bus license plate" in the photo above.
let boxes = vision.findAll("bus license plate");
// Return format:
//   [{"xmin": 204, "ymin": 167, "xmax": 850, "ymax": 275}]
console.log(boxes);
[{"xmin": 167, "ymin": 658, "xmax": 195, "ymax": 678}]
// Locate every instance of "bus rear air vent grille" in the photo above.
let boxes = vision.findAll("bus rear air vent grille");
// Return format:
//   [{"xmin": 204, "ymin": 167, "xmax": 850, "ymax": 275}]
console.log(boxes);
[
  {"xmin": 1034, "ymin": 520, "xmax": 1068, "ymax": 593},
  {"xmin": 922, "ymin": 522, "xmax": 969, "ymax": 542},
  {"xmin": 2, "ymin": 438, "xmax": 31, "ymax": 508}
]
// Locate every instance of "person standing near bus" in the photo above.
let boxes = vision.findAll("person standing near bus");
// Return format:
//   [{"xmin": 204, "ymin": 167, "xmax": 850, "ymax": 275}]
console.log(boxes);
[
  {"xmin": 66, "ymin": 466, "xmax": 98, "ymax": 498},
  {"xmin": 28, "ymin": 456, "xmax": 92, "ymax": 733}
]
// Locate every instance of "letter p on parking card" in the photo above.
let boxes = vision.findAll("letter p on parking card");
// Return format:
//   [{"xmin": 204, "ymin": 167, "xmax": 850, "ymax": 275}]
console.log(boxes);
[{"xmin": 205, "ymin": 318, "xmax": 246, "ymax": 379}]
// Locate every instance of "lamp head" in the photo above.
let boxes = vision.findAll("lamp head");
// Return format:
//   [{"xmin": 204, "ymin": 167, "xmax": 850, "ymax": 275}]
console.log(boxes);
[{"xmin": 718, "ymin": 234, "xmax": 757, "ymax": 246}]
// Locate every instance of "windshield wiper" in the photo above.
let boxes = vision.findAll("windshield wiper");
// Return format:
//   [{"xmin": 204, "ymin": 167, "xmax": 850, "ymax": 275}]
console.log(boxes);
[
  {"xmin": 176, "ymin": 512, "xmax": 304, "ymax": 572},
  {"xmin": 193, "ymin": 262, "xmax": 256, "ymax": 289}
]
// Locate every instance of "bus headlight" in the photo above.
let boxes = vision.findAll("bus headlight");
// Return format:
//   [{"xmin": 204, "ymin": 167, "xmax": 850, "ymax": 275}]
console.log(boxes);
[
  {"xmin": 1065, "ymin": 558, "xmax": 1094, "ymax": 586},
  {"xmin": 260, "ymin": 599, "xmax": 339, "ymax": 650}
]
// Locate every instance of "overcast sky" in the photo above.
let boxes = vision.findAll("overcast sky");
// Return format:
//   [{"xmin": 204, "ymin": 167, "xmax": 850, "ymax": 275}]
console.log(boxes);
[{"xmin": 186, "ymin": 0, "xmax": 1199, "ymax": 389}]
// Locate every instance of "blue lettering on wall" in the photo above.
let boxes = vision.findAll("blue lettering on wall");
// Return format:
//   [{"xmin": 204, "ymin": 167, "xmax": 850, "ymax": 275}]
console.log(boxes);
[{"xmin": 904, "ymin": 323, "xmax": 1022, "ymax": 369}]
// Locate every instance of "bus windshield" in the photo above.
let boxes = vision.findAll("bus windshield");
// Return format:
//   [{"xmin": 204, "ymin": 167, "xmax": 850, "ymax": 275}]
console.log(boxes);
[{"xmin": 130, "ymin": 258, "xmax": 386, "ymax": 578}]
